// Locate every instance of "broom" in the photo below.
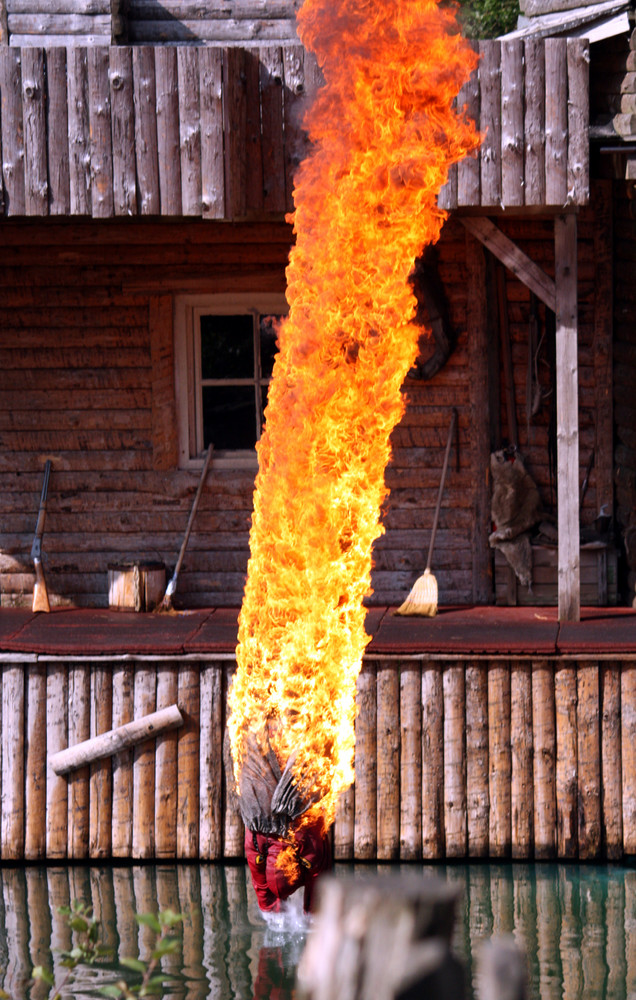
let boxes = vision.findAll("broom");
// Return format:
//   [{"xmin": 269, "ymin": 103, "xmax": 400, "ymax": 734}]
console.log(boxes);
[
  {"xmin": 395, "ymin": 408, "xmax": 457, "ymax": 617},
  {"xmin": 155, "ymin": 444, "xmax": 214, "ymax": 613}
]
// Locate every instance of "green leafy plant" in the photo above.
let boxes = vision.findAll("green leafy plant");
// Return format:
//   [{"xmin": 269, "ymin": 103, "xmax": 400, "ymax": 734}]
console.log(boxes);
[
  {"xmin": 32, "ymin": 900, "xmax": 112, "ymax": 999},
  {"xmin": 100, "ymin": 909, "xmax": 183, "ymax": 999},
  {"xmin": 32, "ymin": 902, "xmax": 183, "ymax": 1000}
]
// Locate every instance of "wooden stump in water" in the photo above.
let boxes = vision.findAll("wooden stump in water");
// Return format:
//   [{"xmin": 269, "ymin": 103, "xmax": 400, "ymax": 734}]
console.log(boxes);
[{"xmin": 297, "ymin": 874, "xmax": 465, "ymax": 1000}]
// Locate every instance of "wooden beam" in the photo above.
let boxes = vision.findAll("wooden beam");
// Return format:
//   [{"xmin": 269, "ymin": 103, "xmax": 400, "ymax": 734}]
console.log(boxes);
[
  {"xmin": 592, "ymin": 180, "xmax": 614, "ymax": 520},
  {"xmin": 460, "ymin": 216, "xmax": 556, "ymax": 312},
  {"xmin": 50, "ymin": 704, "xmax": 184, "ymax": 775},
  {"xmin": 466, "ymin": 230, "xmax": 492, "ymax": 604},
  {"xmin": 555, "ymin": 212, "xmax": 580, "ymax": 622}
]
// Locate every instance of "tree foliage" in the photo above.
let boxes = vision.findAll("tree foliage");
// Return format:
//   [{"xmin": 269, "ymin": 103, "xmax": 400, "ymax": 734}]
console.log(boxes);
[{"xmin": 455, "ymin": 0, "xmax": 520, "ymax": 38}]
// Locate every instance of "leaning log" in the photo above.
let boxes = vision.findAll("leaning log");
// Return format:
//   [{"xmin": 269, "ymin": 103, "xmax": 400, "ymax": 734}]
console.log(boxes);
[{"xmin": 49, "ymin": 704, "xmax": 184, "ymax": 775}]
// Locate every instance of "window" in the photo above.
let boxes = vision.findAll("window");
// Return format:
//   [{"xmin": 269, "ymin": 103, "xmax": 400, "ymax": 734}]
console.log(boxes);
[{"xmin": 174, "ymin": 294, "xmax": 288, "ymax": 468}]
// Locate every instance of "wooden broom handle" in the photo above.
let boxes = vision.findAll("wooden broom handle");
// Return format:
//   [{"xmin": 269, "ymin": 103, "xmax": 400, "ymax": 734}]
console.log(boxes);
[{"xmin": 426, "ymin": 409, "xmax": 457, "ymax": 571}]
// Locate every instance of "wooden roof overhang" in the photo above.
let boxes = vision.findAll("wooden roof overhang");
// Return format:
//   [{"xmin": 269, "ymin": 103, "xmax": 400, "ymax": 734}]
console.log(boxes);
[{"xmin": 0, "ymin": 37, "xmax": 591, "ymax": 620}]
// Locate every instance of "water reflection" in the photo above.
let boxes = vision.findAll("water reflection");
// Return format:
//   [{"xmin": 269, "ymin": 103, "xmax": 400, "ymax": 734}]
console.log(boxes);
[{"xmin": 0, "ymin": 862, "xmax": 632, "ymax": 999}]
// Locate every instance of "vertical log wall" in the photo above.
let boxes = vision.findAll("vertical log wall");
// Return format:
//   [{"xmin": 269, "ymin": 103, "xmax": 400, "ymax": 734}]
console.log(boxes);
[{"xmin": 0, "ymin": 655, "xmax": 633, "ymax": 861}]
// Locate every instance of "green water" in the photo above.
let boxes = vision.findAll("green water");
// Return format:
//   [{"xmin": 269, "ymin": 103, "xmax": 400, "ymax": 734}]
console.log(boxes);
[{"xmin": 0, "ymin": 861, "xmax": 632, "ymax": 999}]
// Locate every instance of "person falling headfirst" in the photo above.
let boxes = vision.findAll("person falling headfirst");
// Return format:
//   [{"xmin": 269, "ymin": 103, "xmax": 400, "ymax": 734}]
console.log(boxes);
[{"xmin": 236, "ymin": 732, "xmax": 332, "ymax": 913}]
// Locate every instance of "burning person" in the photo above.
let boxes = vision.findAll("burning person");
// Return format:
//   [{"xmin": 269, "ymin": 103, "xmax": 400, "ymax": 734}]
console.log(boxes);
[{"xmin": 233, "ymin": 731, "xmax": 332, "ymax": 914}]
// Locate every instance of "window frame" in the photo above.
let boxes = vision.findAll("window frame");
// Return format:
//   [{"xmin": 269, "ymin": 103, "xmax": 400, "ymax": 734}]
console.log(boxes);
[{"xmin": 173, "ymin": 292, "xmax": 288, "ymax": 469}]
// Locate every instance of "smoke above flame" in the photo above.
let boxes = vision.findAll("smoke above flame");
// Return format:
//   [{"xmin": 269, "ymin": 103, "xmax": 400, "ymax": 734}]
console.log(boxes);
[{"xmin": 229, "ymin": 0, "xmax": 479, "ymax": 828}]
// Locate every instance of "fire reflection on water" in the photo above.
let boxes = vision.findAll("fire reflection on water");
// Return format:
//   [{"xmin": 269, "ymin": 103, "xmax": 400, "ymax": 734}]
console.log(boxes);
[{"xmin": 0, "ymin": 863, "xmax": 631, "ymax": 999}]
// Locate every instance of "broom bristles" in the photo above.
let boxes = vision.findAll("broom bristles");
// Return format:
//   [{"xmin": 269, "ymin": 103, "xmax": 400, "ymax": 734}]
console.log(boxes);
[{"xmin": 395, "ymin": 567, "xmax": 438, "ymax": 617}]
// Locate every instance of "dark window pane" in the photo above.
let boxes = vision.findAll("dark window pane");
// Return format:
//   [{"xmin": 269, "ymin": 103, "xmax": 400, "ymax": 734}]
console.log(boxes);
[
  {"xmin": 203, "ymin": 386, "xmax": 257, "ymax": 450},
  {"xmin": 201, "ymin": 314, "xmax": 254, "ymax": 379},
  {"xmin": 259, "ymin": 314, "xmax": 282, "ymax": 378},
  {"xmin": 260, "ymin": 384, "xmax": 270, "ymax": 428}
]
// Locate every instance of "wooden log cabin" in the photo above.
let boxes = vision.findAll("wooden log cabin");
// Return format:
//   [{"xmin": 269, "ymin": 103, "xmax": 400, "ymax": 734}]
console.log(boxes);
[{"xmin": 0, "ymin": 0, "xmax": 636, "ymax": 863}]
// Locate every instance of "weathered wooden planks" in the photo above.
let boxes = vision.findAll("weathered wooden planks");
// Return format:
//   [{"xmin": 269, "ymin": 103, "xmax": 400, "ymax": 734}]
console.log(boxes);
[{"xmin": 0, "ymin": 656, "xmax": 633, "ymax": 860}]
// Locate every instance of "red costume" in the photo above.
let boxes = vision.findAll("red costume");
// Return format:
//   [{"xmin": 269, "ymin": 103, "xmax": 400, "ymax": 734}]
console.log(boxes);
[{"xmin": 245, "ymin": 818, "xmax": 332, "ymax": 913}]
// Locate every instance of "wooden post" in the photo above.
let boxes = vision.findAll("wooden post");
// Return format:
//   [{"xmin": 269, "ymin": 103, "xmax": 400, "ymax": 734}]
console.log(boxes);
[
  {"xmin": 376, "ymin": 663, "xmax": 399, "ymax": 860},
  {"xmin": 465, "ymin": 663, "xmax": 489, "ymax": 857},
  {"xmin": 479, "ymin": 40, "xmax": 502, "ymax": 208},
  {"xmin": 22, "ymin": 48, "xmax": 47, "ymax": 216},
  {"xmin": 199, "ymin": 664, "xmax": 223, "ymax": 860},
  {"xmin": 223, "ymin": 670, "xmax": 244, "ymax": 857},
  {"xmin": 524, "ymin": 38, "xmax": 546, "ymax": 207},
  {"xmin": 399, "ymin": 662, "xmax": 422, "ymax": 860},
  {"xmin": 488, "ymin": 662, "xmax": 511, "ymax": 857},
  {"xmin": 260, "ymin": 46, "xmax": 286, "ymax": 215},
  {"xmin": 89, "ymin": 664, "xmax": 112, "ymax": 858},
  {"xmin": 457, "ymin": 42, "xmax": 480, "ymax": 207},
  {"xmin": 444, "ymin": 663, "xmax": 466, "ymax": 857},
  {"xmin": 555, "ymin": 665, "xmax": 578, "ymax": 857},
  {"xmin": 177, "ymin": 665, "xmax": 200, "ymax": 858},
  {"xmin": 199, "ymin": 47, "xmax": 224, "ymax": 220},
  {"xmin": 601, "ymin": 661, "xmax": 622, "ymax": 859},
  {"xmin": 46, "ymin": 665, "xmax": 68, "ymax": 859},
  {"xmin": 531, "ymin": 661, "xmax": 556, "ymax": 859},
  {"xmin": 25, "ymin": 664, "xmax": 46, "ymax": 860},
  {"xmin": 511, "ymin": 661, "xmax": 533, "ymax": 858},
  {"xmin": 567, "ymin": 39, "xmax": 590, "ymax": 207},
  {"xmin": 111, "ymin": 664, "xmax": 134, "ymax": 857},
  {"xmin": 555, "ymin": 212, "xmax": 580, "ymax": 621},
  {"xmin": 87, "ymin": 47, "xmax": 114, "ymax": 218},
  {"xmin": 622, "ymin": 664, "xmax": 636, "ymax": 854},
  {"xmin": 67, "ymin": 665, "xmax": 90, "ymax": 858},
  {"xmin": 0, "ymin": 47, "xmax": 25, "ymax": 215},
  {"xmin": 297, "ymin": 875, "xmax": 464, "ymax": 1000},
  {"xmin": 177, "ymin": 46, "xmax": 202, "ymax": 217},
  {"xmin": 1, "ymin": 666, "xmax": 24, "ymax": 860},
  {"xmin": 421, "ymin": 660, "xmax": 444, "ymax": 858},
  {"xmin": 154, "ymin": 665, "xmax": 178, "ymax": 858},
  {"xmin": 334, "ymin": 786, "xmax": 354, "ymax": 861},
  {"xmin": 545, "ymin": 39, "xmax": 568, "ymax": 206},
  {"xmin": 109, "ymin": 46, "xmax": 137, "ymax": 216},
  {"xmin": 592, "ymin": 180, "xmax": 614, "ymax": 521},
  {"xmin": 132, "ymin": 665, "xmax": 156, "ymax": 858},
  {"xmin": 66, "ymin": 47, "xmax": 91, "ymax": 215},
  {"xmin": 577, "ymin": 662, "xmax": 601, "ymax": 859},
  {"xmin": 223, "ymin": 47, "xmax": 247, "ymax": 220},
  {"xmin": 354, "ymin": 662, "xmax": 377, "ymax": 859},
  {"xmin": 501, "ymin": 40, "xmax": 524, "ymax": 208},
  {"xmin": 132, "ymin": 46, "xmax": 160, "ymax": 214},
  {"xmin": 155, "ymin": 46, "xmax": 182, "ymax": 216},
  {"xmin": 42, "ymin": 49, "xmax": 68, "ymax": 217},
  {"xmin": 467, "ymin": 231, "xmax": 493, "ymax": 603}
]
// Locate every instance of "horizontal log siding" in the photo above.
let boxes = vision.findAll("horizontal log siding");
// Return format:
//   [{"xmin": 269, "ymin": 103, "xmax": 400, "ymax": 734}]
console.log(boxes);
[
  {"xmin": 0, "ymin": 656, "xmax": 632, "ymax": 861},
  {"xmin": 0, "ymin": 199, "xmax": 607, "ymax": 609}
]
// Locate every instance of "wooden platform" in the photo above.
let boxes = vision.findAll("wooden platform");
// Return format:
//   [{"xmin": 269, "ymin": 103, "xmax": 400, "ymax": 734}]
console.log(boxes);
[
  {"xmin": 1, "ymin": 605, "xmax": 635, "ymax": 864},
  {"xmin": 1, "ymin": 605, "xmax": 635, "ymax": 659}
]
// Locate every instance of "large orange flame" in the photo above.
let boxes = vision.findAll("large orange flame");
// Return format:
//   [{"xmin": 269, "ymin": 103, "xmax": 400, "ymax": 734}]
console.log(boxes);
[{"xmin": 229, "ymin": 0, "xmax": 479, "ymax": 829}]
